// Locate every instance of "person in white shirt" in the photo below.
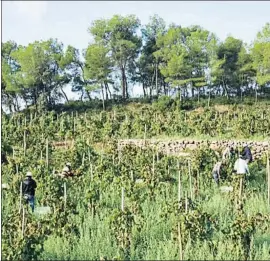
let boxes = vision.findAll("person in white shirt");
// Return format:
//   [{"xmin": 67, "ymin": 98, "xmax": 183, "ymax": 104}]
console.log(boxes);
[
  {"xmin": 232, "ymin": 155, "xmax": 249, "ymax": 212},
  {"xmin": 233, "ymin": 155, "xmax": 249, "ymax": 175}
]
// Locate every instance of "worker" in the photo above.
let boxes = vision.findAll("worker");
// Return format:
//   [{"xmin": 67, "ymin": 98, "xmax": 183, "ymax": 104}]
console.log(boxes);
[
  {"xmin": 232, "ymin": 155, "xmax": 249, "ymax": 212},
  {"xmin": 22, "ymin": 172, "xmax": 37, "ymax": 212},
  {"xmin": 60, "ymin": 162, "xmax": 74, "ymax": 178},
  {"xmin": 233, "ymin": 154, "xmax": 249, "ymax": 176},
  {"xmin": 1, "ymin": 153, "xmax": 8, "ymax": 164},
  {"xmin": 241, "ymin": 144, "xmax": 253, "ymax": 164},
  {"xmin": 222, "ymin": 146, "xmax": 234, "ymax": 161},
  {"xmin": 212, "ymin": 161, "xmax": 222, "ymax": 185},
  {"xmin": 66, "ymin": 162, "xmax": 72, "ymax": 172}
]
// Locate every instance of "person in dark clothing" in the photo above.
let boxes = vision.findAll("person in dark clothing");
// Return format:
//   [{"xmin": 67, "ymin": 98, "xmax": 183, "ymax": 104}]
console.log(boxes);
[
  {"xmin": 1, "ymin": 153, "xmax": 8, "ymax": 164},
  {"xmin": 22, "ymin": 172, "xmax": 37, "ymax": 212},
  {"xmin": 242, "ymin": 144, "xmax": 253, "ymax": 164}
]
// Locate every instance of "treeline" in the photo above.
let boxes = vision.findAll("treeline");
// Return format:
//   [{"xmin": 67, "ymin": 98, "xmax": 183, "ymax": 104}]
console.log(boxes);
[{"xmin": 2, "ymin": 15, "xmax": 270, "ymax": 112}]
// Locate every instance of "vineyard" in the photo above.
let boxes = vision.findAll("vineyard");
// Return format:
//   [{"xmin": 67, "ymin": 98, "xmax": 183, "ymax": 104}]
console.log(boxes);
[{"xmin": 1, "ymin": 103, "xmax": 270, "ymax": 260}]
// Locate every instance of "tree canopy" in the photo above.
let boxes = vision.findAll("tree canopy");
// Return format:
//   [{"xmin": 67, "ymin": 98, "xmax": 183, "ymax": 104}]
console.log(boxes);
[{"xmin": 1, "ymin": 15, "xmax": 270, "ymax": 112}]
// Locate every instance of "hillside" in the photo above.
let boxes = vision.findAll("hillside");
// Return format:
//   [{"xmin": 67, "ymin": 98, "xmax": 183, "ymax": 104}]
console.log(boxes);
[{"xmin": 1, "ymin": 100, "xmax": 270, "ymax": 260}]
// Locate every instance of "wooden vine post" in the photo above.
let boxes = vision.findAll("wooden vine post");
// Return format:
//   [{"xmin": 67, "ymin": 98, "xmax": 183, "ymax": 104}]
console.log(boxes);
[
  {"xmin": 64, "ymin": 182, "xmax": 67, "ymax": 209},
  {"xmin": 178, "ymin": 160, "xmax": 181, "ymax": 202},
  {"xmin": 90, "ymin": 164, "xmax": 93, "ymax": 181},
  {"xmin": 130, "ymin": 170, "xmax": 134, "ymax": 182},
  {"xmin": 23, "ymin": 130, "xmax": 26, "ymax": 156},
  {"xmin": 73, "ymin": 112, "xmax": 76, "ymax": 133},
  {"xmin": 152, "ymin": 153, "xmax": 155, "ymax": 174},
  {"xmin": 196, "ymin": 170, "xmax": 199, "ymax": 196},
  {"xmin": 82, "ymin": 153, "xmax": 85, "ymax": 165},
  {"xmin": 19, "ymin": 182, "xmax": 23, "ymax": 214},
  {"xmin": 178, "ymin": 222, "xmax": 183, "ymax": 261},
  {"xmin": 177, "ymin": 162, "xmax": 183, "ymax": 261},
  {"xmin": 185, "ymin": 191, "xmax": 188, "ymax": 213},
  {"xmin": 88, "ymin": 148, "xmax": 91, "ymax": 162},
  {"xmin": 120, "ymin": 186, "xmax": 125, "ymax": 251},
  {"xmin": 144, "ymin": 124, "xmax": 147, "ymax": 144},
  {"xmin": 117, "ymin": 140, "xmax": 120, "ymax": 163},
  {"xmin": 21, "ymin": 206, "xmax": 25, "ymax": 237},
  {"xmin": 46, "ymin": 139, "xmax": 49, "ymax": 168},
  {"xmin": 267, "ymin": 152, "xmax": 270, "ymax": 206},
  {"xmin": 121, "ymin": 187, "xmax": 124, "ymax": 211},
  {"xmin": 188, "ymin": 160, "xmax": 193, "ymax": 199}
]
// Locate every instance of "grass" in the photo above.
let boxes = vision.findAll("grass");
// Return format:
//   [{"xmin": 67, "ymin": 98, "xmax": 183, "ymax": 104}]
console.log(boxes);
[
  {"xmin": 3, "ymin": 97, "xmax": 270, "ymax": 261},
  {"xmin": 38, "ymin": 165, "xmax": 270, "ymax": 260}
]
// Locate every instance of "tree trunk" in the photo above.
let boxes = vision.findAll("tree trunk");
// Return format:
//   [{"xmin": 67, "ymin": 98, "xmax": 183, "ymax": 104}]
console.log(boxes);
[
  {"xmin": 60, "ymin": 87, "xmax": 69, "ymax": 103},
  {"xmin": 86, "ymin": 90, "xmax": 91, "ymax": 100},
  {"xmin": 121, "ymin": 67, "xmax": 126, "ymax": 99},
  {"xmin": 208, "ymin": 88, "xmax": 211, "ymax": 107},
  {"xmin": 142, "ymin": 82, "xmax": 146, "ymax": 98},
  {"xmin": 222, "ymin": 77, "xmax": 229, "ymax": 100},
  {"xmin": 163, "ymin": 78, "xmax": 166, "ymax": 95},
  {"xmin": 255, "ymin": 85, "xmax": 258, "ymax": 104},
  {"xmin": 150, "ymin": 67, "xmax": 156, "ymax": 97},
  {"xmin": 14, "ymin": 95, "xmax": 20, "ymax": 111},
  {"xmin": 191, "ymin": 88, "xmax": 195, "ymax": 98},
  {"xmin": 104, "ymin": 84, "xmax": 108, "ymax": 100},
  {"xmin": 80, "ymin": 90, "xmax": 84, "ymax": 101},
  {"xmin": 105, "ymin": 82, "xmax": 112, "ymax": 99},
  {"xmin": 101, "ymin": 84, "xmax": 105, "ymax": 110},
  {"xmin": 184, "ymin": 87, "xmax": 187, "ymax": 99},
  {"xmin": 33, "ymin": 91, "xmax": 37, "ymax": 111},
  {"xmin": 155, "ymin": 62, "xmax": 158, "ymax": 96},
  {"xmin": 178, "ymin": 87, "xmax": 182, "ymax": 102},
  {"xmin": 124, "ymin": 73, "xmax": 128, "ymax": 99}
]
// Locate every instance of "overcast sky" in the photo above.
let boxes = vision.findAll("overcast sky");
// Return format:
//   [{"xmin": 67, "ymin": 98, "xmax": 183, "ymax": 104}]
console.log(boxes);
[{"xmin": 2, "ymin": 1, "xmax": 270, "ymax": 98}]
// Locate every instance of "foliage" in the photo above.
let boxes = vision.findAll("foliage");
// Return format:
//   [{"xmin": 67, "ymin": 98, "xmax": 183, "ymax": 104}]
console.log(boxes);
[{"xmin": 2, "ymin": 17, "xmax": 270, "ymax": 112}]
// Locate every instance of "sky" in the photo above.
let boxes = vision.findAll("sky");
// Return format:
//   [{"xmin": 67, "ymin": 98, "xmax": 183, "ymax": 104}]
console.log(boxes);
[{"xmin": 2, "ymin": 1, "xmax": 270, "ymax": 99}]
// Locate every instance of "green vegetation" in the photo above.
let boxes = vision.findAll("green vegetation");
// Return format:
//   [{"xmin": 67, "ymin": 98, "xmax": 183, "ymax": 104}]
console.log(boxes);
[
  {"xmin": 1, "ymin": 13, "xmax": 270, "ymax": 261},
  {"xmin": 1, "ymin": 104, "xmax": 270, "ymax": 260},
  {"xmin": 2, "ymin": 15, "xmax": 270, "ymax": 113},
  {"xmin": 2, "ymin": 102, "xmax": 270, "ymax": 146}
]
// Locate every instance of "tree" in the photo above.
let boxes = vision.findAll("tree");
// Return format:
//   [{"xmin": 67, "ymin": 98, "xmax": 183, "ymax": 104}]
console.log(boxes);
[
  {"xmin": 138, "ymin": 14, "xmax": 166, "ymax": 97},
  {"xmin": 185, "ymin": 26, "xmax": 217, "ymax": 101},
  {"xmin": 10, "ymin": 39, "xmax": 77, "ymax": 109},
  {"xmin": 89, "ymin": 15, "xmax": 141, "ymax": 99},
  {"xmin": 215, "ymin": 36, "xmax": 244, "ymax": 98},
  {"xmin": 1, "ymin": 41, "xmax": 24, "ymax": 112},
  {"xmin": 155, "ymin": 25, "xmax": 214, "ymax": 100},
  {"xmin": 59, "ymin": 45, "xmax": 93, "ymax": 101},
  {"xmin": 236, "ymin": 45, "xmax": 256, "ymax": 100},
  {"xmin": 83, "ymin": 43, "xmax": 113, "ymax": 108},
  {"xmin": 251, "ymin": 23, "xmax": 270, "ymax": 88},
  {"xmin": 154, "ymin": 25, "xmax": 190, "ymax": 97}
]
